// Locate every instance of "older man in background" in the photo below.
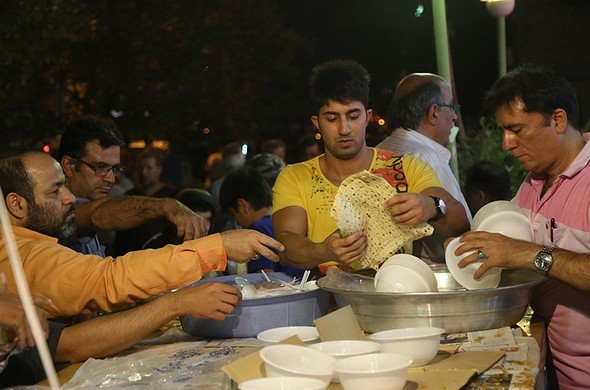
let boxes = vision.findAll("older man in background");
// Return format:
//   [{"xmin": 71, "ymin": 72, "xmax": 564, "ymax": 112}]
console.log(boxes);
[{"xmin": 377, "ymin": 73, "xmax": 472, "ymax": 262}]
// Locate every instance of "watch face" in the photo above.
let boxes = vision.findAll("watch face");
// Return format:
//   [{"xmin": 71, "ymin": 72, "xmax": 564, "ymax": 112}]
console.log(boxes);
[
  {"xmin": 439, "ymin": 198, "xmax": 447, "ymax": 214},
  {"xmin": 535, "ymin": 253, "xmax": 552, "ymax": 271}
]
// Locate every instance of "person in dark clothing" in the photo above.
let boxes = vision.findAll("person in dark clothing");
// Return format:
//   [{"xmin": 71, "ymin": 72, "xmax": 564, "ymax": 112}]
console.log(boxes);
[{"xmin": 219, "ymin": 168, "xmax": 303, "ymax": 277}]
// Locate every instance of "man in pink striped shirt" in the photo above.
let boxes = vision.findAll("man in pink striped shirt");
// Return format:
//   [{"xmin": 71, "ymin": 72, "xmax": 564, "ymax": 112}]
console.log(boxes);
[{"xmin": 454, "ymin": 64, "xmax": 590, "ymax": 389}]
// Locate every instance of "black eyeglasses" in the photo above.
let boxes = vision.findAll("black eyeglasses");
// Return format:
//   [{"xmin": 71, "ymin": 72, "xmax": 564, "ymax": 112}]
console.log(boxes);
[
  {"xmin": 74, "ymin": 159, "xmax": 126, "ymax": 177},
  {"xmin": 438, "ymin": 103, "xmax": 460, "ymax": 114}
]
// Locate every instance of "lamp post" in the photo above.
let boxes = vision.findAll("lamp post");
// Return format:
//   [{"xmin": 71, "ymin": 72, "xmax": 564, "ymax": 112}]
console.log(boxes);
[
  {"xmin": 432, "ymin": 0, "xmax": 461, "ymax": 181},
  {"xmin": 482, "ymin": 0, "xmax": 515, "ymax": 77}
]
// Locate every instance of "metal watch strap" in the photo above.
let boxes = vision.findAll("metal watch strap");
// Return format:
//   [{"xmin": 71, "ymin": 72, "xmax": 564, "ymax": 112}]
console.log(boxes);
[{"xmin": 534, "ymin": 246, "xmax": 554, "ymax": 277}]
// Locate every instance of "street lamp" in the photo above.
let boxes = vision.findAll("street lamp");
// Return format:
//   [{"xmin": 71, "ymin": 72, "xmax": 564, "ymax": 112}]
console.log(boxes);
[
  {"xmin": 482, "ymin": 0, "xmax": 515, "ymax": 76},
  {"xmin": 483, "ymin": 0, "xmax": 515, "ymax": 17}
]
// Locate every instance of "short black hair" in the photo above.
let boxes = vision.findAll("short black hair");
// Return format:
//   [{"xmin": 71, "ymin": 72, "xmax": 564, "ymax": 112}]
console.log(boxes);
[
  {"xmin": 309, "ymin": 59, "xmax": 370, "ymax": 114},
  {"xmin": 484, "ymin": 64, "xmax": 580, "ymax": 128},
  {"xmin": 464, "ymin": 160, "xmax": 511, "ymax": 201},
  {"xmin": 219, "ymin": 167, "xmax": 272, "ymax": 212},
  {"xmin": 175, "ymin": 188, "xmax": 217, "ymax": 213},
  {"xmin": 57, "ymin": 115, "xmax": 125, "ymax": 161},
  {"xmin": 245, "ymin": 153, "xmax": 285, "ymax": 187}
]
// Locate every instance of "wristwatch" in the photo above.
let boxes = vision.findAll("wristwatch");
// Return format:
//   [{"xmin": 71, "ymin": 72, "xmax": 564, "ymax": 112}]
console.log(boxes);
[
  {"xmin": 534, "ymin": 246, "xmax": 554, "ymax": 277},
  {"xmin": 428, "ymin": 196, "xmax": 446, "ymax": 223}
]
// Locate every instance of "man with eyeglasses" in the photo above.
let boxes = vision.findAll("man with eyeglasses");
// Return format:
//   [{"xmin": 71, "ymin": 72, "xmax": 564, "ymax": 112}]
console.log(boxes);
[
  {"xmin": 0, "ymin": 149, "xmax": 283, "ymax": 317},
  {"xmin": 376, "ymin": 73, "xmax": 472, "ymax": 262},
  {"xmin": 56, "ymin": 116, "xmax": 207, "ymax": 256},
  {"xmin": 0, "ymin": 149, "xmax": 284, "ymax": 386}
]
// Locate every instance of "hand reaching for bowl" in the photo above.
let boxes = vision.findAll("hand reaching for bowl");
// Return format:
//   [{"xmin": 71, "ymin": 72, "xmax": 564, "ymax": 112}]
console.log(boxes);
[
  {"xmin": 171, "ymin": 282, "xmax": 242, "ymax": 321},
  {"xmin": 221, "ymin": 229, "xmax": 284, "ymax": 263},
  {"xmin": 453, "ymin": 231, "xmax": 542, "ymax": 279}
]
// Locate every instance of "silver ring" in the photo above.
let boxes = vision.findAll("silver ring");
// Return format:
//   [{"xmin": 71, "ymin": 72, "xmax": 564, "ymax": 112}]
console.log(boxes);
[
  {"xmin": 477, "ymin": 250, "xmax": 486, "ymax": 260},
  {"xmin": 252, "ymin": 253, "xmax": 260, "ymax": 260}
]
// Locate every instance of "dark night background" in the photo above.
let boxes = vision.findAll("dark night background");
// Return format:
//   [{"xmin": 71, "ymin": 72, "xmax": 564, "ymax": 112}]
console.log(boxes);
[{"xmin": 1, "ymin": 0, "xmax": 589, "ymax": 181}]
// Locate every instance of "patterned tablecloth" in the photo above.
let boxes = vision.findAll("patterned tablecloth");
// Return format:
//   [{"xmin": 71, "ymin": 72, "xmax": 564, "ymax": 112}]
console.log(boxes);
[
  {"xmin": 57, "ymin": 324, "xmax": 541, "ymax": 390},
  {"xmin": 444, "ymin": 326, "xmax": 541, "ymax": 389}
]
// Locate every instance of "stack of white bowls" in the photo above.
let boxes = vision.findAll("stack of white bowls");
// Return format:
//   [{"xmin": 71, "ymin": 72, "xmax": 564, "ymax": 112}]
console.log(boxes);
[
  {"xmin": 369, "ymin": 327, "xmax": 445, "ymax": 366},
  {"xmin": 374, "ymin": 254, "xmax": 438, "ymax": 293},
  {"xmin": 253, "ymin": 343, "xmax": 413, "ymax": 390},
  {"xmin": 445, "ymin": 200, "xmax": 532, "ymax": 290},
  {"xmin": 310, "ymin": 340, "xmax": 381, "ymax": 383},
  {"xmin": 471, "ymin": 200, "xmax": 532, "ymax": 241}
]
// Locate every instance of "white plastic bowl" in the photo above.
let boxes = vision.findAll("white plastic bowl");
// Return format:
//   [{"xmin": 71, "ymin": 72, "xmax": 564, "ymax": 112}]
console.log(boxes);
[
  {"xmin": 333, "ymin": 353, "xmax": 413, "ymax": 390},
  {"xmin": 238, "ymin": 377, "xmax": 327, "ymax": 390},
  {"xmin": 310, "ymin": 340, "xmax": 381, "ymax": 383},
  {"xmin": 472, "ymin": 201, "xmax": 532, "ymax": 242},
  {"xmin": 381, "ymin": 254, "xmax": 438, "ymax": 278},
  {"xmin": 369, "ymin": 327, "xmax": 445, "ymax": 366},
  {"xmin": 476, "ymin": 213, "xmax": 532, "ymax": 241},
  {"xmin": 445, "ymin": 237, "xmax": 502, "ymax": 290},
  {"xmin": 472, "ymin": 200, "xmax": 527, "ymax": 230},
  {"xmin": 375, "ymin": 264, "xmax": 436, "ymax": 293},
  {"xmin": 257, "ymin": 326, "xmax": 319, "ymax": 346},
  {"xmin": 378, "ymin": 254, "xmax": 438, "ymax": 291},
  {"xmin": 309, "ymin": 340, "xmax": 381, "ymax": 358},
  {"xmin": 259, "ymin": 344, "xmax": 335, "ymax": 385}
]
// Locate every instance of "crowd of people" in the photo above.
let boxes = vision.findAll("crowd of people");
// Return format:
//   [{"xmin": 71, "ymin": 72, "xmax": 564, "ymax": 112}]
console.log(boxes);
[{"xmin": 1, "ymin": 60, "xmax": 589, "ymax": 390}]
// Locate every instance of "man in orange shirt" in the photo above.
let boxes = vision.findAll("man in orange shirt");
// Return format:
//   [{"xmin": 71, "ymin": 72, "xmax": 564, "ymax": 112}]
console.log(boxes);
[{"xmin": 0, "ymin": 150, "xmax": 283, "ymax": 317}]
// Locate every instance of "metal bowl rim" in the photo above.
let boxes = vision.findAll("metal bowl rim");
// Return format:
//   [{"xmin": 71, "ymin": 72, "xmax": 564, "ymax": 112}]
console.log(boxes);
[{"xmin": 317, "ymin": 269, "xmax": 545, "ymax": 297}]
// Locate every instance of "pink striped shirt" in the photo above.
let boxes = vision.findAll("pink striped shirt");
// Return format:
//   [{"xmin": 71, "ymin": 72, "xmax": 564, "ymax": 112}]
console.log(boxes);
[{"xmin": 514, "ymin": 135, "xmax": 590, "ymax": 389}]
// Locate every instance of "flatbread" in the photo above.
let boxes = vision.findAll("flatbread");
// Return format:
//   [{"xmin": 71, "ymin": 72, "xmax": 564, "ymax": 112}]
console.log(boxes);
[{"xmin": 331, "ymin": 170, "xmax": 434, "ymax": 270}]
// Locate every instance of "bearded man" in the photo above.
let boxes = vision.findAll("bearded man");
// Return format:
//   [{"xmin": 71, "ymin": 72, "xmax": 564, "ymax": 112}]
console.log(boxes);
[{"xmin": 0, "ymin": 150, "xmax": 283, "ymax": 317}]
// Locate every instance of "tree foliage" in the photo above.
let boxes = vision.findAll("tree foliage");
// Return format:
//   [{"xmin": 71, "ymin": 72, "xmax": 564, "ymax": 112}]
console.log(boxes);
[
  {"xmin": 458, "ymin": 116, "xmax": 528, "ymax": 196},
  {"xmin": 0, "ymin": 1, "xmax": 312, "ymax": 151}
]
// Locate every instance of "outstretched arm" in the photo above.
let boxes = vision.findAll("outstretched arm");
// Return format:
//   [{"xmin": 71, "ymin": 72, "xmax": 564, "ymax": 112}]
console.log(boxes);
[
  {"xmin": 220, "ymin": 229, "xmax": 284, "ymax": 263},
  {"xmin": 75, "ymin": 196, "xmax": 208, "ymax": 241},
  {"xmin": 456, "ymin": 231, "xmax": 590, "ymax": 293},
  {"xmin": 55, "ymin": 282, "xmax": 241, "ymax": 363}
]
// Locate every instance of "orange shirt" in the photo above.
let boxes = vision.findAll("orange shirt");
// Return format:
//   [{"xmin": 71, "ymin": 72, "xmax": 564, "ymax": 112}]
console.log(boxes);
[{"xmin": 0, "ymin": 226, "xmax": 226, "ymax": 317}]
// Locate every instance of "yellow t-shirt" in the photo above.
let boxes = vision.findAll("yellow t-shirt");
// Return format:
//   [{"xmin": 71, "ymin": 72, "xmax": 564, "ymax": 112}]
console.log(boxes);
[{"xmin": 272, "ymin": 148, "xmax": 441, "ymax": 266}]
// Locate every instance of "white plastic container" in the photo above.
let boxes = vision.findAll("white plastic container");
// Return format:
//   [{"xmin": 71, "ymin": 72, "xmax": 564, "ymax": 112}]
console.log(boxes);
[
  {"xmin": 259, "ymin": 344, "xmax": 335, "ymax": 386},
  {"xmin": 180, "ymin": 273, "xmax": 331, "ymax": 338},
  {"xmin": 333, "ymin": 353, "xmax": 412, "ymax": 390},
  {"xmin": 257, "ymin": 326, "xmax": 320, "ymax": 346},
  {"xmin": 370, "ymin": 327, "xmax": 445, "ymax": 366}
]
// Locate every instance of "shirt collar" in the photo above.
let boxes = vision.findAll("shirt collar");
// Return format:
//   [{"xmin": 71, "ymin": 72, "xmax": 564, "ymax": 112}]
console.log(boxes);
[
  {"xmin": 10, "ymin": 225, "xmax": 59, "ymax": 243},
  {"xmin": 561, "ymin": 133, "xmax": 590, "ymax": 178},
  {"xmin": 398, "ymin": 128, "xmax": 452, "ymax": 161}
]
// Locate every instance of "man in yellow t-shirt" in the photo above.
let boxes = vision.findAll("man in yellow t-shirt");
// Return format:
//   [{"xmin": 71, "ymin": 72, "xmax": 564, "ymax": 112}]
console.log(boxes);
[{"xmin": 272, "ymin": 60, "xmax": 470, "ymax": 271}]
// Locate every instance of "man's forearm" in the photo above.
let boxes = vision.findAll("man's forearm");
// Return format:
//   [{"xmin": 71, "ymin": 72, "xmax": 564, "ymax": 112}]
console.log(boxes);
[
  {"xmin": 276, "ymin": 232, "xmax": 327, "ymax": 269},
  {"xmin": 75, "ymin": 196, "xmax": 176, "ymax": 231},
  {"xmin": 55, "ymin": 293, "xmax": 180, "ymax": 363},
  {"xmin": 431, "ymin": 199, "xmax": 470, "ymax": 238}
]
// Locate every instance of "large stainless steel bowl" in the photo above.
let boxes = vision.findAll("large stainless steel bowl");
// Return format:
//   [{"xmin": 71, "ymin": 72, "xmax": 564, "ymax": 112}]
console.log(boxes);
[{"xmin": 317, "ymin": 266, "xmax": 545, "ymax": 334}]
